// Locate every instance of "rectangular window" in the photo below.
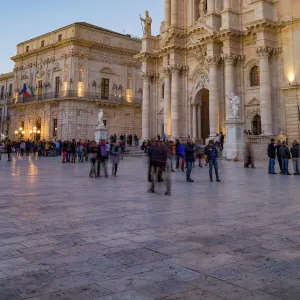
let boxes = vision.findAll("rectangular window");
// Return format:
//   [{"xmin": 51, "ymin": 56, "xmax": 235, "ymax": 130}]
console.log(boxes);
[
  {"xmin": 38, "ymin": 80, "xmax": 43, "ymax": 99},
  {"xmin": 0, "ymin": 86, "xmax": 4, "ymax": 98},
  {"xmin": 55, "ymin": 76, "xmax": 60, "ymax": 97},
  {"xmin": 0, "ymin": 108, "xmax": 3, "ymax": 119},
  {"xmin": 8, "ymin": 84, "xmax": 13, "ymax": 97},
  {"xmin": 26, "ymin": 46, "xmax": 29, "ymax": 52},
  {"xmin": 21, "ymin": 121, "xmax": 24, "ymax": 129},
  {"xmin": 101, "ymin": 78, "xmax": 109, "ymax": 100},
  {"xmin": 53, "ymin": 119, "xmax": 57, "ymax": 137},
  {"xmin": 58, "ymin": 34, "xmax": 62, "ymax": 42},
  {"xmin": 41, "ymin": 40, "xmax": 44, "ymax": 47}
]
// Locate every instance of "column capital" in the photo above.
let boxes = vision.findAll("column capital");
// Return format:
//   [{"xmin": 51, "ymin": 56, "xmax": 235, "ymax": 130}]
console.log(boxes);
[
  {"xmin": 223, "ymin": 53, "xmax": 238, "ymax": 65},
  {"xmin": 169, "ymin": 64, "xmax": 183, "ymax": 75},
  {"xmin": 141, "ymin": 72, "xmax": 154, "ymax": 81},
  {"xmin": 205, "ymin": 55, "xmax": 222, "ymax": 67},
  {"xmin": 256, "ymin": 46, "xmax": 273, "ymax": 58},
  {"xmin": 162, "ymin": 67, "xmax": 171, "ymax": 76}
]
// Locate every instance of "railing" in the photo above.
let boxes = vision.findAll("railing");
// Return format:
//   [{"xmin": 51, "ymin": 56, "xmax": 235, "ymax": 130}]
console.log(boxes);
[
  {"xmin": 247, "ymin": 135, "xmax": 277, "ymax": 145},
  {"xmin": 7, "ymin": 90, "xmax": 142, "ymax": 106}
]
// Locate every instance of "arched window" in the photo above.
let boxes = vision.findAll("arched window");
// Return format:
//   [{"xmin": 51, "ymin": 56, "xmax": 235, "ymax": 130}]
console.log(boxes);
[
  {"xmin": 252, "ymin": 115, "xmax": 262, "ymax": 135},
  {"xmin": 250, "ymin": 66, "xmax": 260, "ymax": 87}
]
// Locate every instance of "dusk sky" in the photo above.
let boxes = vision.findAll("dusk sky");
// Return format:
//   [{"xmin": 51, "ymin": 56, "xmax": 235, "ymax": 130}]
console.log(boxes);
[{"xmin": 0, "ymin": 0, "xmax": 164, "ymax": 74}]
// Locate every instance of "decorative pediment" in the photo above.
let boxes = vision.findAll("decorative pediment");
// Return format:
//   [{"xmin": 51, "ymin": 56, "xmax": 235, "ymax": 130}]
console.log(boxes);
[{"xmin": 246, "ymin": 97, "xmax": 260, "ymax": 106}]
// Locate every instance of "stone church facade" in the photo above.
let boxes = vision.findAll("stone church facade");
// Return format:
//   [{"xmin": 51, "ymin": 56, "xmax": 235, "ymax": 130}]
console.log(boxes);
[
  {"xmin": 137, "ymin": 0, "xmax": 300, "ymax": 144},
  {"xmin": 4, "ymin": 22, "xmax": 143, "ymax": 141}
]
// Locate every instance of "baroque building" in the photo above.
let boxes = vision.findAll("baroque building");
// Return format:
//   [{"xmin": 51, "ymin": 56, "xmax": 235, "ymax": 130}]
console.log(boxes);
[
  {"xmin": 4, "ymin": 22, "xmax": 143, "ymax": 141},
  {"xmin": 137, "ymin": 0, "xmax": 300, "ymax": 143}
]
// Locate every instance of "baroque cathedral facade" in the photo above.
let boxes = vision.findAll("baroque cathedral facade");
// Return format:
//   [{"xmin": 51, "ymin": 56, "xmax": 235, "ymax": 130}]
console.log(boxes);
[{"xmin": 137, "ymin": 0, "xmax": 300, "ymax": 143}]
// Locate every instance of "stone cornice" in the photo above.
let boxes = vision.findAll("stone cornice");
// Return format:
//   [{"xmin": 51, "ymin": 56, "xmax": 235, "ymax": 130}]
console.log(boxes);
[
  {"xmin": 245, "ymin": 19, "xmax": 285, "ymax": 34},
  {"xmin": 11, "ymin": 38, "xmax": 139, "ymax": 62}
]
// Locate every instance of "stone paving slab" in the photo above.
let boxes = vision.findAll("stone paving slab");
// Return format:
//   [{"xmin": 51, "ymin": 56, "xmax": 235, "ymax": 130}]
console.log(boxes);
[{"xmin": 0, "ymin": 156, "xmax": 300, "ymax": 299}]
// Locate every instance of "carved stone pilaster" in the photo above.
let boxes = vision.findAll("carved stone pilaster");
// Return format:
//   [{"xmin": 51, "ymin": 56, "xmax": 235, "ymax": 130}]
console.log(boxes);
[{"xmin": 182, "ymin": 66, "xmax": 189, "ymax": 76}]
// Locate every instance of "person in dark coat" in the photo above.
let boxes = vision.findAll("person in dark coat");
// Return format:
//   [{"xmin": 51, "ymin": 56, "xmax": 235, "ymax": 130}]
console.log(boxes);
[
  {"xmin": 279, "ymin": 141, "xmax": 291, "ymax": 175},
  {"xmin": 267, "ymin": 139, "xmax": 277, "ymax": 174},
  {"xmin": 205, "ymin": 140, "xmax": 221, "ymax": 182},
  {"xmin": 291, "ymin": 140, "xmax": 300, "ymax": 175},
  {"xmin": 185, "ymin": 138, "xmax": 195, "ymax": 182}
]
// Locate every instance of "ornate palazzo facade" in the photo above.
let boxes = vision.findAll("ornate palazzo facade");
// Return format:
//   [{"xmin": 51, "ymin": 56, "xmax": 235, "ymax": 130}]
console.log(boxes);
[
  {"xmin": 137, "ymin": 0, "xmax": 300, "ymax": 143},
  {"xmin": 3, "ymin": 22, "xmax": 143, "ymax": 141}
]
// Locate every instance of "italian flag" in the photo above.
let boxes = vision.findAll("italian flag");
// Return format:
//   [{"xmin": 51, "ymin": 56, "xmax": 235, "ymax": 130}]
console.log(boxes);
[{"xmin": 20, "ymin": 84, "xmax": 34, "ymax": 97}]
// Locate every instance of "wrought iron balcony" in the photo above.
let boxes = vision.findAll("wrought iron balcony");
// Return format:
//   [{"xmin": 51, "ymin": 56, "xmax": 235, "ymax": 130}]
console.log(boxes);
[{"xmin": 6, "ymin": 90, "xmax": 142, "ymax": 106}]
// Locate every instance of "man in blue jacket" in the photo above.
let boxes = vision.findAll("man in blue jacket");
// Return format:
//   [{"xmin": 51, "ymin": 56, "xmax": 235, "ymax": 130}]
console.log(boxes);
[{"xmin": 204, "ymin": 140, "xmax": 221, "ymax": 182}]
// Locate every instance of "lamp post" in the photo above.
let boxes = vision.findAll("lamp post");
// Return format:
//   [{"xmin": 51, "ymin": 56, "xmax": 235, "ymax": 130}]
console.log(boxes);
[{"xmin": 15, "ymin": 128, "xmax": 25, "ymax": 141}]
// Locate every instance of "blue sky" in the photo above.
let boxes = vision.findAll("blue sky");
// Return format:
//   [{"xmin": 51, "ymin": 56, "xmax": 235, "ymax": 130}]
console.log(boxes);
[{"xmin": 0, "ymin": 0, "xmax": 164, "ymax": 74}]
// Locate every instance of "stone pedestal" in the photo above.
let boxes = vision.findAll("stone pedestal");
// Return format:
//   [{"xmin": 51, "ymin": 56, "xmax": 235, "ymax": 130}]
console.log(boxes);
[
  {"xmin": 224, "ymin": 119, "xmax": 244, "ymax": 160},
  {"xmin": 95, "ymin": 126, "xmax": 108, "ymax": 142}
]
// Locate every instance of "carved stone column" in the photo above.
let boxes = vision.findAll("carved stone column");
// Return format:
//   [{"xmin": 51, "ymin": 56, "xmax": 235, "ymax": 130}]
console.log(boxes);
[
  {"xmin": 171, "ymin": 0, "xmax": 178, "ymax": 26},
  {"xmin": 192, "ymin": 104, "xmax": 197, "ymax": 140},
  {"xmin": 223, "ymin": 53, "xmax": 237, "ymax": 121},
  {"xmin": 223, "ymin": 0, "xmax": 231, "ymax": 9},
  {"xmin": 141, "ymin": 72, "xmax": 152, "ymax": 141},
  {"xmin": 163, "ymin": 68, "xmax": 171, "ymax": 137},
  {"xmin": 170, "ymin": 64, "xmax": 182, "ymax": 139},
  {"xmin": 165, "ymin": 0, "xmax": 171, "ymax": 28},
  {"xmin": 206, "ymin": 56, "xmax": 221, "ymax": 138},
  {"xmin": 257, "ymin": 46, "xmax": 273, "ymax": 135}
]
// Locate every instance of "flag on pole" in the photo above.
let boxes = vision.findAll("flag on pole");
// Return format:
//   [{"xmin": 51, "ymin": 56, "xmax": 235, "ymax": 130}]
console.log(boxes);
[{"xmin": 19, "ymin": 84, "xmax": 34, "ymax": 97}]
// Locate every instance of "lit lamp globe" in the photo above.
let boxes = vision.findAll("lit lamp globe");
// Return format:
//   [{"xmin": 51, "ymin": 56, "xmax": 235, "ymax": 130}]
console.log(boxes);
[
  {"xmin": 37, "ymin": 130, "xmax": 41, "ymax": 134},
  {"xmin": 14, "ymin": 130, "xmax": 18, "ymax": 135},
  {"xmin": 29, "ymin": 130, "xmax": 33, "ymax": 134},
  {"xmin": 19, "ymin": 127, "xmax": 23, "ymax": 131},
  {"xmin": 33, "ymin": 129, "xmax": 37, "ymax": 133},
  {"xmin": 22, "ymin": 131, "xmax": 25, "ymax": 135}
]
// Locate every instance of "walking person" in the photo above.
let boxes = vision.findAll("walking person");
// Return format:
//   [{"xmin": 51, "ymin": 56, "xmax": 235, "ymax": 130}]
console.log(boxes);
[
  {"xmin": 62, "ymin": 141, "xmax": 68, "ymax": 163},
  {"xmin": 244, "ymin": 142, "xmax": 255, "ymax": 168},
  {"xmin": 185, "ymin": 138, "xmax": 195, "ymax": 182},
  {"xmin": 279, "ymin": 141, "xmax": 291, "ymax": 175},
  {"xmin": 176, "ymin": 139, "xmax": 185, "ymax": 171},
  {"xmin": 20, "ymin": 141, "xmax": 25, "ymax": 156},
  {"xmin": 89, "ymin": 141, "xmax": 98, "ymax": 178},
  {"xmin": 267, "ymin": 139, "xmax": 277, "ymax": 174},
  {"xmin": 0, "ymin": 140, "xmax": 5, "ymax": 160},
  {"xmin": 291, "ymin": 140, "xmax": 300, "ymax": 175},
  {"xmin": 97, "ymin": 140, "xmax": 109, "ymax": 178},
  {"xmin": 205, "ymin": 140, "xmax": 221, "ymax": 182},
  {"xmin": 111, "ymin": 142, "xmax": 121, "ymax": 176},
  {"xmin": 6, "ymin": 139, "xmax": 12, "ymax": 162}
]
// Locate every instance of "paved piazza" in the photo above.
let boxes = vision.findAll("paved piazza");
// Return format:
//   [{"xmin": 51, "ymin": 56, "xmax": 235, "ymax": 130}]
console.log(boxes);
[{"xmin": 0, "ymin": 156, "xmax": 300, "ymax": 300}]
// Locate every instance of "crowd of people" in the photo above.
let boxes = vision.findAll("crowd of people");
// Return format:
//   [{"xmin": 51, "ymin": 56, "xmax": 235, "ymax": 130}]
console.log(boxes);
[
  {"xmin": 267, "ymin": 139, "xmax": 300, "ymax": 175},
  {"xmin": 1, "ymin": 131, "xmax": 299, "ymax": 196},
  {"xmin": 146, "ymin": 137, "xmax": 222, "ymax": 196}
]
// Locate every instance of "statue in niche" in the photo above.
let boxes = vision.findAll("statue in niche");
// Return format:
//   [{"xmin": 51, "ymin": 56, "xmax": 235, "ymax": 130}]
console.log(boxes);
[
  {"xmin": 140, "ymin": 10, "xmax": 152, "ymax": 36},
  {"xmin": 198, "ymin": 0, "xmax": 207, "ymax": 21}
]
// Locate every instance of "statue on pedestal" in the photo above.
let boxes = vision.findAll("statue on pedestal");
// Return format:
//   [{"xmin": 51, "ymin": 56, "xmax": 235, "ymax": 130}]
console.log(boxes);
[
  {"xmin": 97, "ymin": 109, "xmax": 105, "ymax": 129},
  {"xmin": 140, "ymin": 10, "xmax": 152, "ymax": 36},
  {"xmin": 226, "ymin": 93, "xmax": 240, "ymax": 119}
]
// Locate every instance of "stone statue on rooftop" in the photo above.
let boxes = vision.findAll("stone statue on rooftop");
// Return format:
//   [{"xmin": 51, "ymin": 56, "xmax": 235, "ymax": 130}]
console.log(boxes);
[{"xmin": 140, "ymin": 10, "xmax": 152, "ymax": 36}]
